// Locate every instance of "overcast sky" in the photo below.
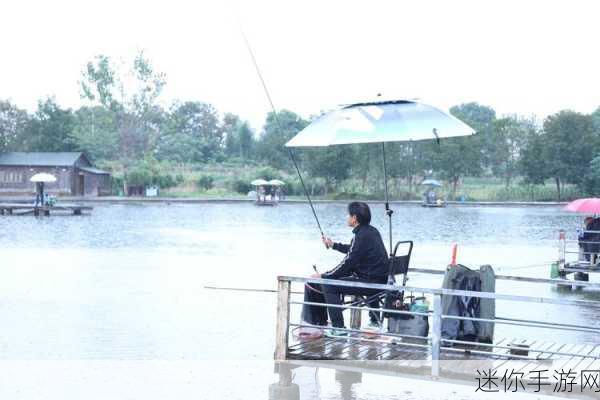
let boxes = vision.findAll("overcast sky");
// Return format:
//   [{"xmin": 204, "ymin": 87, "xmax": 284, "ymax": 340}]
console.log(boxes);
[{"xmin": 1, "ymin": 0, "xmax": 599, "ymax": 131}]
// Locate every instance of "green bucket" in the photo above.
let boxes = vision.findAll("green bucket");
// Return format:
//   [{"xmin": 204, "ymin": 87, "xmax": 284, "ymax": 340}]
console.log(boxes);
[{"xmin": 550, "ymin": 262, "xmax": 560, "ymax": 279}]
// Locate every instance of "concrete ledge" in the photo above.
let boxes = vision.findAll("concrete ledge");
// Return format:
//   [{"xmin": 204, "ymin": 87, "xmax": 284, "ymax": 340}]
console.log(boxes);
[{"xmin": 0, "ymin": 196, "xmax": 568, "ymax": 207}]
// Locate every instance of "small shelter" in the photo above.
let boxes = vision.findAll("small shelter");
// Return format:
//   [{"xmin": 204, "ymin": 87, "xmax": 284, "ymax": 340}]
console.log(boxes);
[
  {"xmin": 251, "ymin": 179, "xmax": 284, "ymax": 206},
  {"xmin": 0, "ymin": 152, "xmax": 111, "ymax": 196}
]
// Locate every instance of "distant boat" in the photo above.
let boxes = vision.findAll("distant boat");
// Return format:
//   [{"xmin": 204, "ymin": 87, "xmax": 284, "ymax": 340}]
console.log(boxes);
[
  {"xmin": 252, "ymin": 179, "xmax": 284, "ymax": 206},
  {"xmin": 421, "ymin": 179, "xmax": 445, "ymax": 208},
  {"xmin": 421, "ymin": 200, "xmax": 446, "ymax": 208}
]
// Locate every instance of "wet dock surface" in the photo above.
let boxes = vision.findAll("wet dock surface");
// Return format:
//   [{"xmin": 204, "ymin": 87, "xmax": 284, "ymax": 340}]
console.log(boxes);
[{"xmin": 288, "ymin": 335, "xmax": 600, "ymax": 376}]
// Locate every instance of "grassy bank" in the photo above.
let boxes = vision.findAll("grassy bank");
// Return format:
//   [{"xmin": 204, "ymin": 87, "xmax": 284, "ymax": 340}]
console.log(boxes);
[{"xmin": 129, "ymin": 162, "xmax": 582, "ymax": 202}]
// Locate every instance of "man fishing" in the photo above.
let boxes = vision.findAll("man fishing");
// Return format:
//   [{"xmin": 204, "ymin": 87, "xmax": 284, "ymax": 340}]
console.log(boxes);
[{"xmin": 302, "ymin": 202, "xmax": 389, "ymax": 335}]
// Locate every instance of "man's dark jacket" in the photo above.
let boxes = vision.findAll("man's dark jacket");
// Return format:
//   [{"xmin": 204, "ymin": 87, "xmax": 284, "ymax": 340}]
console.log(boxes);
[{"xmin": 322, "ymin": 224, "xmax": 389, "ymax": 282}]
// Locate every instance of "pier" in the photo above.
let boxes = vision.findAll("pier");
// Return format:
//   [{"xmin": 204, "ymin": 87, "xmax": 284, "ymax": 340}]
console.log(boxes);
[
  {"xmin": 274, "ymin": 273, "xmax": 600, "ymax": 397},
  {"xmin": 0, "ymin": 203, "xmax": 93, "ymax": 216}
]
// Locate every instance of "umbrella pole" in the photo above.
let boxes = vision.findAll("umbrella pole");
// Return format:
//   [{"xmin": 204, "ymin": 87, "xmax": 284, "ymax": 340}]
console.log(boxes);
[{"xmin": 381, "ymin": 142, "xmax": 393, "ymax": 256}]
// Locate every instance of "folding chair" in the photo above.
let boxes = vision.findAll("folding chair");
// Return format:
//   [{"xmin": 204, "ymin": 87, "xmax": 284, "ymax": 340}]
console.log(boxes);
[{"xmin": 346, "ymin": 240, "xmax": 413, "ymax": 327}]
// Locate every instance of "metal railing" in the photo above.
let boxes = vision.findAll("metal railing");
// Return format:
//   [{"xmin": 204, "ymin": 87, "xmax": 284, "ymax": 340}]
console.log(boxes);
[
  {"xmin": 275, "ymin": 275, "xmax": 600, "ymax": 377},
  {"xmin": 559, "ymin": 228, "xmax": 600, "ymax": 271}
]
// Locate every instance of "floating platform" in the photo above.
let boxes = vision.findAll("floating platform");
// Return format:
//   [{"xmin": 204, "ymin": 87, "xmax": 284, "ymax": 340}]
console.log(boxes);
[
  {"xmin": 0, "ymin": 203, "xmax": 93, "ymax": 216},
  {"xmin": 422, "ymin": 202, "xmax": 446, "ymax": 208},
  {"xmin": 274, "ymin": 273, "xmax": 600, "ymax": 398},
  {"xmin": 255, "ymin": 201, "xmax": 277, "ymax": 206}
]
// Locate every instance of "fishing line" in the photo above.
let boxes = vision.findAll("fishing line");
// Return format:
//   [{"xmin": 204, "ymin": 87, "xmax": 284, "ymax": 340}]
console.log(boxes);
[{"xmin": 237, "ymin": 16, "xmax": 324, "ymax": 238}]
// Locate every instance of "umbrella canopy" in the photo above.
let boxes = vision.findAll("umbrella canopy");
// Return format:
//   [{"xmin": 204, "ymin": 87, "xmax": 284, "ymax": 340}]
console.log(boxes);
[
  {"xmin": 565, "ymin": 198, "xmax": 600, "ymax": 214},
  {"xmin": 251, "ymin": 179, "xmax": 270, "ymax": 186},
  {"xmin": 30, "ymin": 173, "xmax": 57, "ymax": 183},
  {"xmin": 285, "ymin": 100, "xmax": 475, "ymax": 147},
  {"xmin": 421, "ymin": 179, "xmax": 442, "ymax": 187},
  {"xmin": 268, "ymin": 179, "xmax": 285, "ymax": 186}
]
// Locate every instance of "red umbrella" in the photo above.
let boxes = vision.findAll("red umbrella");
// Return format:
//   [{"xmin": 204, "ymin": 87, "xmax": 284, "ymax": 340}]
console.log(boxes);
[{"xmin": 564, "ymin": 198, "xmax": 600, "ymax": 214}]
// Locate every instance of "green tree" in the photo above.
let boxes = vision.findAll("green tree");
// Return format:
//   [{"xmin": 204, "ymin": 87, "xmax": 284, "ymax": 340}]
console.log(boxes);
[
  {"xmin": 156, "ymin": 101, "xmax": 223, "ymax": 163},
  {"xmin": 304, "ymin": 145, "xmax": 354, "ymax": 193},
  {"xmin": 80, "ymin": 52, "xmax": 167, "ymax": 193},
  {"xmin": 431, "ymin": 136, "xmax": 482, "ymax": 198},
  {"xmin": 256, "ymin": 110, "xmax": 309, "ymax": 170},
  {"xmin": 543, "ymin": 110, "xmax": 595, "ymax": 200},
  {"xmin": 80, "ymin": 52, "xmax": 166, "ymax": 159},
  {"xmin": 592, "ymin": 106, "xmax": 600, "ymax": 134},
  {"xmin": 23, "ymin": 97, "xmax": 76, "ymax": 152},
  {"xmin": 428, "ymin": 104, "xmax": 488, "ymax": 198},
  {"xmin": 582, "ymin": 155, "xmax": 600, "ymax": 196},
  {"xmin": 223, "ymin": 114, "xmax": 254, "ymax": 160},
  {"xmin": 488, "ymin": 116, "xmax": 532, "ymax": 188},
  {"xmin": 0, "ymin": 100, "xmax": 29, "ymax": 152},
  {"xmin": 386, "ymin": 141, "xmax": 433, "ymax": 195},
  {"xmin": 223, "ymin": 113, "xmax": 241, "ymax": 158},
  {"xmin": 237, "ymin": 121, "xmax": 255, "ymax": 160},
  {"xmin": 72, "ymin": 106, "xmax": 119, "ymax": 161},
  {"xmin": 519, "ymin": 129, "xmax": 550, "ymax": 185}
]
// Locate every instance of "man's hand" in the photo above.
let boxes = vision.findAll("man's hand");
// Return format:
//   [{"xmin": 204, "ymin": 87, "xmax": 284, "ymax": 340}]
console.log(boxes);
[
  {"xmin": 322, "ymin": 236, "xmax": 333, "ymax": 249},
  {"xmin": 310, "ymin": 273, "xmax": 321, "ymax": 279}
]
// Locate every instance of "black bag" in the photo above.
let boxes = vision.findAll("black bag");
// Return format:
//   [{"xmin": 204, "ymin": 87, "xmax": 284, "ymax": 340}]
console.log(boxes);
[
  {"xmin": 441, "ymin": 264, "xmax": 495, "ymax": 343},
  {"xmin": 387, "ymin": 295, "xmax": 429, "ymax": 339}
]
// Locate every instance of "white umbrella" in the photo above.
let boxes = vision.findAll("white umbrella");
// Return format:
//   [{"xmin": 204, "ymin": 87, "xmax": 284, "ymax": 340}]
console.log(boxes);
[
  {"xmin": 286, "ymin": 100, "xmax": 474, "ymax": 147},
  {"xmin": 285, "ymin": 99, "xmax": 475, "ymax": 258},
  {"xmin": 421, "ymin": 179, "xmax": 442, "ymax": 187},
  {"xmin": 30, "ymin": 173, "xmax": 57, "ymax": 183},
  {"xmin": 251, "ymin": 179, "xmax": 269, "ymax": 186},
  {"xmin": 268, "ymin": 179, "xmax": 285, "ymax": 186}
]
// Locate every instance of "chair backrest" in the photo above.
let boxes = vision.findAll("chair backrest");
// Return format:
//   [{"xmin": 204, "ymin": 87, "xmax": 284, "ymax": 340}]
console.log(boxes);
[{"xmin": 388, "ymin": 240, "xmax": 413, "ymax": 279}]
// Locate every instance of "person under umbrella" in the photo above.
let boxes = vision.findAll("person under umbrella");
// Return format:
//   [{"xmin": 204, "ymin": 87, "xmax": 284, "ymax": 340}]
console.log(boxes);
[{"xmin": 302, "ymin": 202, "xmax": 388, "ymax": 335}]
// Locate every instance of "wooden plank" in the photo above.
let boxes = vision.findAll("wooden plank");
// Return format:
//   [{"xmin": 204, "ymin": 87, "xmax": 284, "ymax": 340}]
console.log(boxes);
[
  {"xmin": 575, "ymin": 345, "xmax": 600, "ymax": 372},
  {"xmin": 291, "ymin": 337, "xmax": 336, "ymax": 359},
  {"xmin": 560, "ymin": 344, "xmax": 598, "ymax": 375},
  {"xmin": 274, "ymin": 279, "xmax": 291, "ymax": 360}
]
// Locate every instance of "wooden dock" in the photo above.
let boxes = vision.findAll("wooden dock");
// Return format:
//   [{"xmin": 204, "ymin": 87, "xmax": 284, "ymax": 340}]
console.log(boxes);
[
  {"xmin": 274, "ymin": 275, "xmax": 600, "ymax": 398},
  {"xmin": 0, "ymin": 203, "xmax": 93, "ymax": 216}
]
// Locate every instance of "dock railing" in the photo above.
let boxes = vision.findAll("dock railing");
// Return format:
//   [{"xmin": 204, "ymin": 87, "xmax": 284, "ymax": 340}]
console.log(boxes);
[
  {"xmin": 559, "ymin": 228, "xmax": 600, "ymax": 271},
  {"xmin": 275, "ymin": 275, "xmax": 600, "ymax": 376}
]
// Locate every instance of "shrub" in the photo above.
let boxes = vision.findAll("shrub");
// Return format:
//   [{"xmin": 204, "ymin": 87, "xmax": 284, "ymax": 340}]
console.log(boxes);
[
  {"xmin": 198, "ymin": 175, "xmax": 215, "ymax": 190},
  {"xmin": 231, "ymin": 179, "xmax": 252, "ymax": 194},
  {"xmin": 254, "ymin": 166, "xmax": 282, "ymax": 181}
]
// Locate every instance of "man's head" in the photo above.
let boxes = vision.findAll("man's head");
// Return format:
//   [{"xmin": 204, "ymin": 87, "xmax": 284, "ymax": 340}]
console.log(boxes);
[
  {"xmin": 347, "ymin": 202, "xmax": 371, "ymax": 227},
  {"xmin": 585, "ymin": 216, "xmax": 594, "ymax": 227}
]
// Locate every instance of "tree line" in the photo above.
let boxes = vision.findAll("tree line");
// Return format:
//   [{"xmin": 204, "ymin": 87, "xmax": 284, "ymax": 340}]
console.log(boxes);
[{"xmin": 1, "ymin": 52, "xmax": 599, "ymax": 199}]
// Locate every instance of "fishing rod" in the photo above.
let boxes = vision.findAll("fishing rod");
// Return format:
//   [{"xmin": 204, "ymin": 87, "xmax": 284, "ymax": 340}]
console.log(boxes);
[
  {"xmin": 238, "ymin": 20, "xmax": 325, "ymax": 239},
  {"xmin": 205, "ymin": 285, "xmax": 303, "ymax": 295}
]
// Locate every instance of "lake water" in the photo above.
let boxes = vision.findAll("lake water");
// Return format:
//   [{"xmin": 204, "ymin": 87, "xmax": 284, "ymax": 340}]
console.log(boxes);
[{"xmin": 0, "ymin": 203, "xmax": 598, "ymax": 399}]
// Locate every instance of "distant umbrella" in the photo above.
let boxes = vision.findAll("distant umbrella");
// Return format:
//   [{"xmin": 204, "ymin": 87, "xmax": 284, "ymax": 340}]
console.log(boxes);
[
  {"xmin": 565, "ymin": 198, "xmax": 600, "ymax": 214},
  {"xmin": 30, "ymin": 173, "xmax": 57, "ymax": 183},
  {"xmin": 421, "ymin": 179, "xmax": 442, "ymax": 187},
  {"xmin": 268, "ymin": 179, "xmax": 285, "ymax": 186},
  {"xmin": 251, "ymin": 179, "xmax": 269, "ymax": 186}
]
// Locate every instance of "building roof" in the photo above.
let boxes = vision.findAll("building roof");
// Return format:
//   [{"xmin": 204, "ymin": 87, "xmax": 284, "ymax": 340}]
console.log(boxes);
[
  {"xmin": 79, "ymin": 166, "xmax": 110, "ymax": 175},
  {"xmin": 0, "ymin": 152, "xmax": 85, "ymax": 167}
]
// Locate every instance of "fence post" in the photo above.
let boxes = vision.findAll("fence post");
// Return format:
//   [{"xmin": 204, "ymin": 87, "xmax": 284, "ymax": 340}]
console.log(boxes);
[
  {"xmin": 349, "ymin": 296, "xmax": 362, "ymax": 329},
  {"xmin": 431, "ymin": 293, "xmax": 442, "ymax": 377},
  {"xmin": 558, "ymin": 229, "xmax": 566, "ymax": 267},
  {"xmin": 275, "ymin": 278, "xmax": 291, "ymax": 361}
]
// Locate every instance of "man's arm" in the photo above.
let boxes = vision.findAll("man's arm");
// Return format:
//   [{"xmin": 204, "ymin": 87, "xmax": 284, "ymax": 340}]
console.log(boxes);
[
  {"xmin": 322, "ymin": 238, "xmax": 362, "ymax": 279},
  {"xmin": 332, "ymin": 242, "xmax": 350, "ymax": 254}
]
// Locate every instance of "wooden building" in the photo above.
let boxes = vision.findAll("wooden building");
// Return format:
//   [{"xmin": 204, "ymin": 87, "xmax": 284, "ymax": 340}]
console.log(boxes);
[{"xmin": 0, "ymin": 152, "xmax": 111, "ymax": 196}]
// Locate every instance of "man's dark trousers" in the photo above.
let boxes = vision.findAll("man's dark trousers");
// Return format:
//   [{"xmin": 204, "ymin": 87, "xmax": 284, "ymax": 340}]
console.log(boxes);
[{"xmin": 302, "ymin": 276, "xmax": 385, "ymax": 328}]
